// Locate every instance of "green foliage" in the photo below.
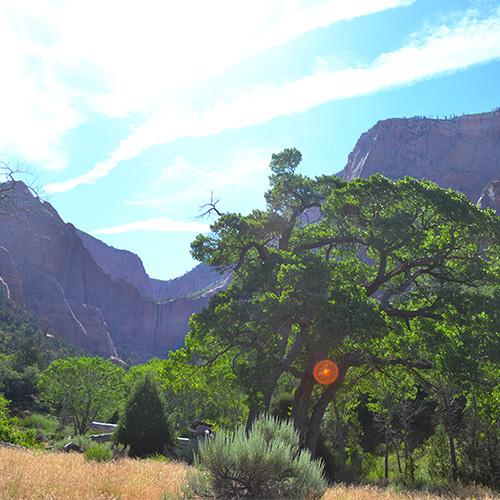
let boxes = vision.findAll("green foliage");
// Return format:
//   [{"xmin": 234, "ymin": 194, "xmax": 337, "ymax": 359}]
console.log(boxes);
[
  {"xmin": 38, "ymin": 357, "xmax": 125, "ymax": 435},
  {"xmin": 0, "ymin": 288, "xmax": 85, "ymax": 404},
  {"xmin": 115, "ymin": 371, "xmax": 174, "ymax": 458},
  {"xmin": 188, "ymin": 148, "xmax": 500, "ymax": 457},
  {"xmin": 196, "ymin": 414, "xmax": 327, "ymax": 500},
  {"xmin": 19, "ymin": 413, "xmax": 60, "ymax": 443},
  {"xmin": 425, "ymin": 424, "xmax": 452, "ymax": 484},
  {"xmin": 84, "ymin": 443, "xmax": 114, "ymax": 462},
  {"xmin": 0, "ymin": 394, "xmax": 38, "ymax": 447}
]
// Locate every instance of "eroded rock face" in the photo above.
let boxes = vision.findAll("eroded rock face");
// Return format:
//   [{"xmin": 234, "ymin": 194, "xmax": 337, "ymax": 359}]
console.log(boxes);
[
  {"xmin": 76, "ymin": 230, "xmax": 230, "ymax": 302},
  {"xmin": 0, "ymin": 182, "xmax": 218, "ymax": 361},
  {"xmin": 477, "ymin": 181, "xmax": 500, "ymax": 213},
  {"xmin": 151, "ymin": 264, "xmax": 231, "ymax": 300},
  {"xmin": 75, "ymin": 229, "xmax": 155, "ymax": 297},
  {"xmin": 338, "ymin": 110, "xmax": 500, "ymax": 209}
]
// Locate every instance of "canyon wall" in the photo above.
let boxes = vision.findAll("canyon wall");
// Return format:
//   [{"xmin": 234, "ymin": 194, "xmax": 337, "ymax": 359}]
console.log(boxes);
[
  {"xmin": 0, "ymin": 183, "xmax": 225, "ymax": 361},
  {"xmin": 1, "ymin": 109, "xmax": 499, "ymax": 361},
  {"xmin": 338, "ymin": 110, "xmax": 500, "ymax": 211}
]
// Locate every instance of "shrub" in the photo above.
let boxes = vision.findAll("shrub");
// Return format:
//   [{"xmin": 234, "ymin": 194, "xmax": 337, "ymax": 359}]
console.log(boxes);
[
  {"xmin": 115, "ymin": 371, "xmax": 174, "ymax": 458},
  {"xmin": 84, "ymin": 443, "xmax": 113, "ymax": 462},
  {"xmin": 425, "ymin": 424, "xmax": 453, "ymax": 484},
  {"xmin": 196, "ymin": 414, "xmax": 327, "ymax": 499},
  {"xmin": 20, "ymin": 413, "xmax": 60, "ymax": 443},
  {"xmin": 0, "ymin": 394, "xmax": 38, "ymax": 448}
]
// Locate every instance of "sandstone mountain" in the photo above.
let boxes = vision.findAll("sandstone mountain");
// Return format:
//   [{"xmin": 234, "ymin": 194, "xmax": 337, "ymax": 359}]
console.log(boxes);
[
  {"xmin": 338, "ymin": 109, "xmax": 500, "ymax": 210},
  {"xmin": 0, "ymin": 183, "xmax": 229, "ymax": 361}
]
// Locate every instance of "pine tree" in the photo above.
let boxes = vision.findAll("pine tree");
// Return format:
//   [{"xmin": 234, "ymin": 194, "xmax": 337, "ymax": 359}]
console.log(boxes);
[{"xmin": 115, "ymin": 371, "xmax": 174, "ymax": 458}]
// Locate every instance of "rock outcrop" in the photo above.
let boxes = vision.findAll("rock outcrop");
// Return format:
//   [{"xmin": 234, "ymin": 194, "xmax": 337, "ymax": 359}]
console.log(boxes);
[
  {"xmin": 0, "ymin": 182, "xmax": 225, "ymax": 361},
  {"xmin": 338, "ymin": 110, "xmax": 500, "ymax": 210},
  {"xmin": 150, "ymin": 264, "xmax": 231, "ymax": 300},
  {"xmin": 76, "ymin": 229, "xmax": 155, "ymax": 297},
  {"xmin": 76, "ymin": 230, "xmax": 230, "ymax": 301}
]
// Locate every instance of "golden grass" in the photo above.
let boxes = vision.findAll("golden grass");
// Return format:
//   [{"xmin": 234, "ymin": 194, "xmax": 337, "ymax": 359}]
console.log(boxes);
[
  {"xmin": 1, "ymin": 447, "xmax": 499, "ymax": 500},
  {"xmin": 0, "ymin": 447, "xmax": 188, "ymax": 500},
  {"xmin": 323, "ymin": 483, "xmax": 500, "ymax": 500}
]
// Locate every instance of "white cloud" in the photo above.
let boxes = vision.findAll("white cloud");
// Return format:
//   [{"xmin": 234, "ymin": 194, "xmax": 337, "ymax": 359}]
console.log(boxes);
[
  {"xmin": 252, "ymin": 0, "xmax": 415, "ymax": 53},
  {"xmin": 127, "ymin": 149, "xmax": 272, "ymax": 209},
  {"xmin": 2, "ymin": 0, "xmax": 410, "ymax": 174},
  {"xmin": 45, "ymin": 8, "xmax": 500, "ymax": 194},
  {"xmin": 0, "ymin": 2, "xmax": 83, "ymax": 170},
  {"xmin": 92, "ymin": 216, "xmax": 210, "ymax": 235}
]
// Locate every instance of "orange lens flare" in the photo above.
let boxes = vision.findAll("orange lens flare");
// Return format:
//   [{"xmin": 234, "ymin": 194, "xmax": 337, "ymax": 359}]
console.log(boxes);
[{"xmin": 313, "ymin": 360, "xmax": 339, "ymax": 385}]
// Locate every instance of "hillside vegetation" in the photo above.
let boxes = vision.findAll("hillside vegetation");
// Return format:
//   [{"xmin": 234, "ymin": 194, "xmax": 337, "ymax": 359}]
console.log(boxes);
[{"xmin": 0, "ymin": 289, "xmax": 85, "ymax": 406}]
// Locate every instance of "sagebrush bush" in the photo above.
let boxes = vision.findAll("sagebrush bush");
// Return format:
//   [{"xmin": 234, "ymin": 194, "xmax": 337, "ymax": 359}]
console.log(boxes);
[
  {"xmin": 20, "ymin": 413, "xmax": 60, "ymax": 443},
  {"xmin": 196, "ymin": 414, "xmax": 327, "ymax": 499}
]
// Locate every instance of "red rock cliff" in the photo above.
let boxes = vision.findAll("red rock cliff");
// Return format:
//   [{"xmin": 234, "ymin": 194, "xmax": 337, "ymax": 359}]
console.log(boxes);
[
  {"xmin": 338, "ymin": 110, "xmax": 500, "ymax": 211},
  {"xmin": 0, "ymin": 182, "xmax": 215, "ymax": 361}
]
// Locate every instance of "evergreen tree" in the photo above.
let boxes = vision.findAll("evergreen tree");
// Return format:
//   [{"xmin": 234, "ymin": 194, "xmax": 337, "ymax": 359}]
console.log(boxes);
[{"xmin": 115, "ymin": 371, "xmax": 174, "ymax": 458}]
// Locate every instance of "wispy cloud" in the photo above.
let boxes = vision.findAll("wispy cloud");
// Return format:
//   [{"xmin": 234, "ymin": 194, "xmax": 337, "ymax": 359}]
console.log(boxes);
[
  {"xmin": 126, "ymin": 149, "xmax": 272, "ymax": 210},
  {"xmin": 3, "ymin": 0, "xmax": 410, "ymax": 175},
  {"xmin": 45, "ymin": 7, "xmax": 500, "ymax": 194},
  {"xmin": 92, "ymin": 216, "xmax": 210, "ymax": 235}
]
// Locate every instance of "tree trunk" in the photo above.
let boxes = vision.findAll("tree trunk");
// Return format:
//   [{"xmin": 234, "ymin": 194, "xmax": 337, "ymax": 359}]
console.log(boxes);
[
  {"xmin": 384, "ymin": 425, "xmax": 389, "ymax": 480},
  {"xmin": 245, "ymin": 375, "xmax": 277, "ymax": 432},
  {"xmin": 245, "ymin": 406, "xmax": 260, "ymax": 433},
  {"xmin": 470, "ymin": 388, "xmax": 477, "ymax": 482},
  {"xmin": 333, "ymin": 395, "xmax": 346, "ymax": 465},
  {"xmin": 305, "ymin": 363, "xmax": 351, "ymax": 456},
  {"xmin": 448, "ymin": 429, "xmax": 458, "ymax": 483},
  {"xmin": 440, "ymin": 386, "xmax": 458, "ymax": 483},
  {"xmin": 291, "ymin": 372, "xmax": 315, "ymax": 441}
]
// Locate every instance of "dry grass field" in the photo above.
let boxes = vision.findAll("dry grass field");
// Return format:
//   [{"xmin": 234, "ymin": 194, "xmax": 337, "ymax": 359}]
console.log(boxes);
[
  {"xmin": 0, "ymin": 446, "xmax": 187, "ymax": 500},
  {"xmin": 322, "ymin": 484, "xmax": 500, "ymax": 500},
  {"xmin": 1, "ymin": 446, "xmax": 499, "ymax": 500}
]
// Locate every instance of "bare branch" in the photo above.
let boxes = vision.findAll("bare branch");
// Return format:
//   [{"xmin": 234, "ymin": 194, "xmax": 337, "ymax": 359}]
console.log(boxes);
[
  {"xmin": 0, "ymin": 160, "xmax": 42, "ymax": 216},
  {"xmin": 197, "ymin": 192, "xmax": 224, "ymax": 219}
]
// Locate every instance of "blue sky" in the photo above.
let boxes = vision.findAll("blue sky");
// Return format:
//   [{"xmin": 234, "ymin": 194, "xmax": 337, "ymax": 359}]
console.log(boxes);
[{"xmin": 2, "ymin": 0, "xmax": 500, "ymax": 280}]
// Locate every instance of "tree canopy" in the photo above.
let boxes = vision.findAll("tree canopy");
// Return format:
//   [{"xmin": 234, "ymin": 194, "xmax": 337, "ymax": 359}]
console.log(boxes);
[
  {"xmin": 38, "ymin": 357, "xmax": 125, "ymax": 435},
  {"xmin": 187, "ymin": 148, "xmax": 500, "ymax": 454}
]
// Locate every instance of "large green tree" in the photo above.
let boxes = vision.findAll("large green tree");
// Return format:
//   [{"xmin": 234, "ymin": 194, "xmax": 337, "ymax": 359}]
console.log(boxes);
[
  {"xmin": 115, "ymin": 371, "xmax": 174, "ymax": 458},
  {"xmin": 187, "ymin": 148, "xmax": 500, "ymax": 454},
  {"xmin": 38, "ymin": 357, "xmax": 125, "ymax": 435}
]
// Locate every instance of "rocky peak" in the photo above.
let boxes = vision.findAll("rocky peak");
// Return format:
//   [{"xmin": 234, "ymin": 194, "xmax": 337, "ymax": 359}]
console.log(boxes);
[
  {"xmin": 338, "ymin": 110, "xmax": 500, "ymax": 208},
  {"xmin": 75, "ymin": 229, "xmax": 155, "ymax": 297}
]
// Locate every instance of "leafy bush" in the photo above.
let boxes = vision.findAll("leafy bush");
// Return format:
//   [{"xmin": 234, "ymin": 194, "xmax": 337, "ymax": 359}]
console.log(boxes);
[
  {"xmin": 115, "ymin": 371, "xmax": 174, "ymax": 458},
  {"xmin": 20, "ymin": 413, "xmax": 60, "ymax": 443},
  {"xmin": 0, "ymin": 394, "xmax": 39, "ymax": 447},
  {"xmin": 84, "ymin": 443, "xmax": 113, "ymax": 462},
  {"xmin": 425, "ymin": 424, "xmax": 452, "ymax": 484},
  {"xmin": 196, "ymin": 414, "xmax": 327, "ymax": 499}
]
